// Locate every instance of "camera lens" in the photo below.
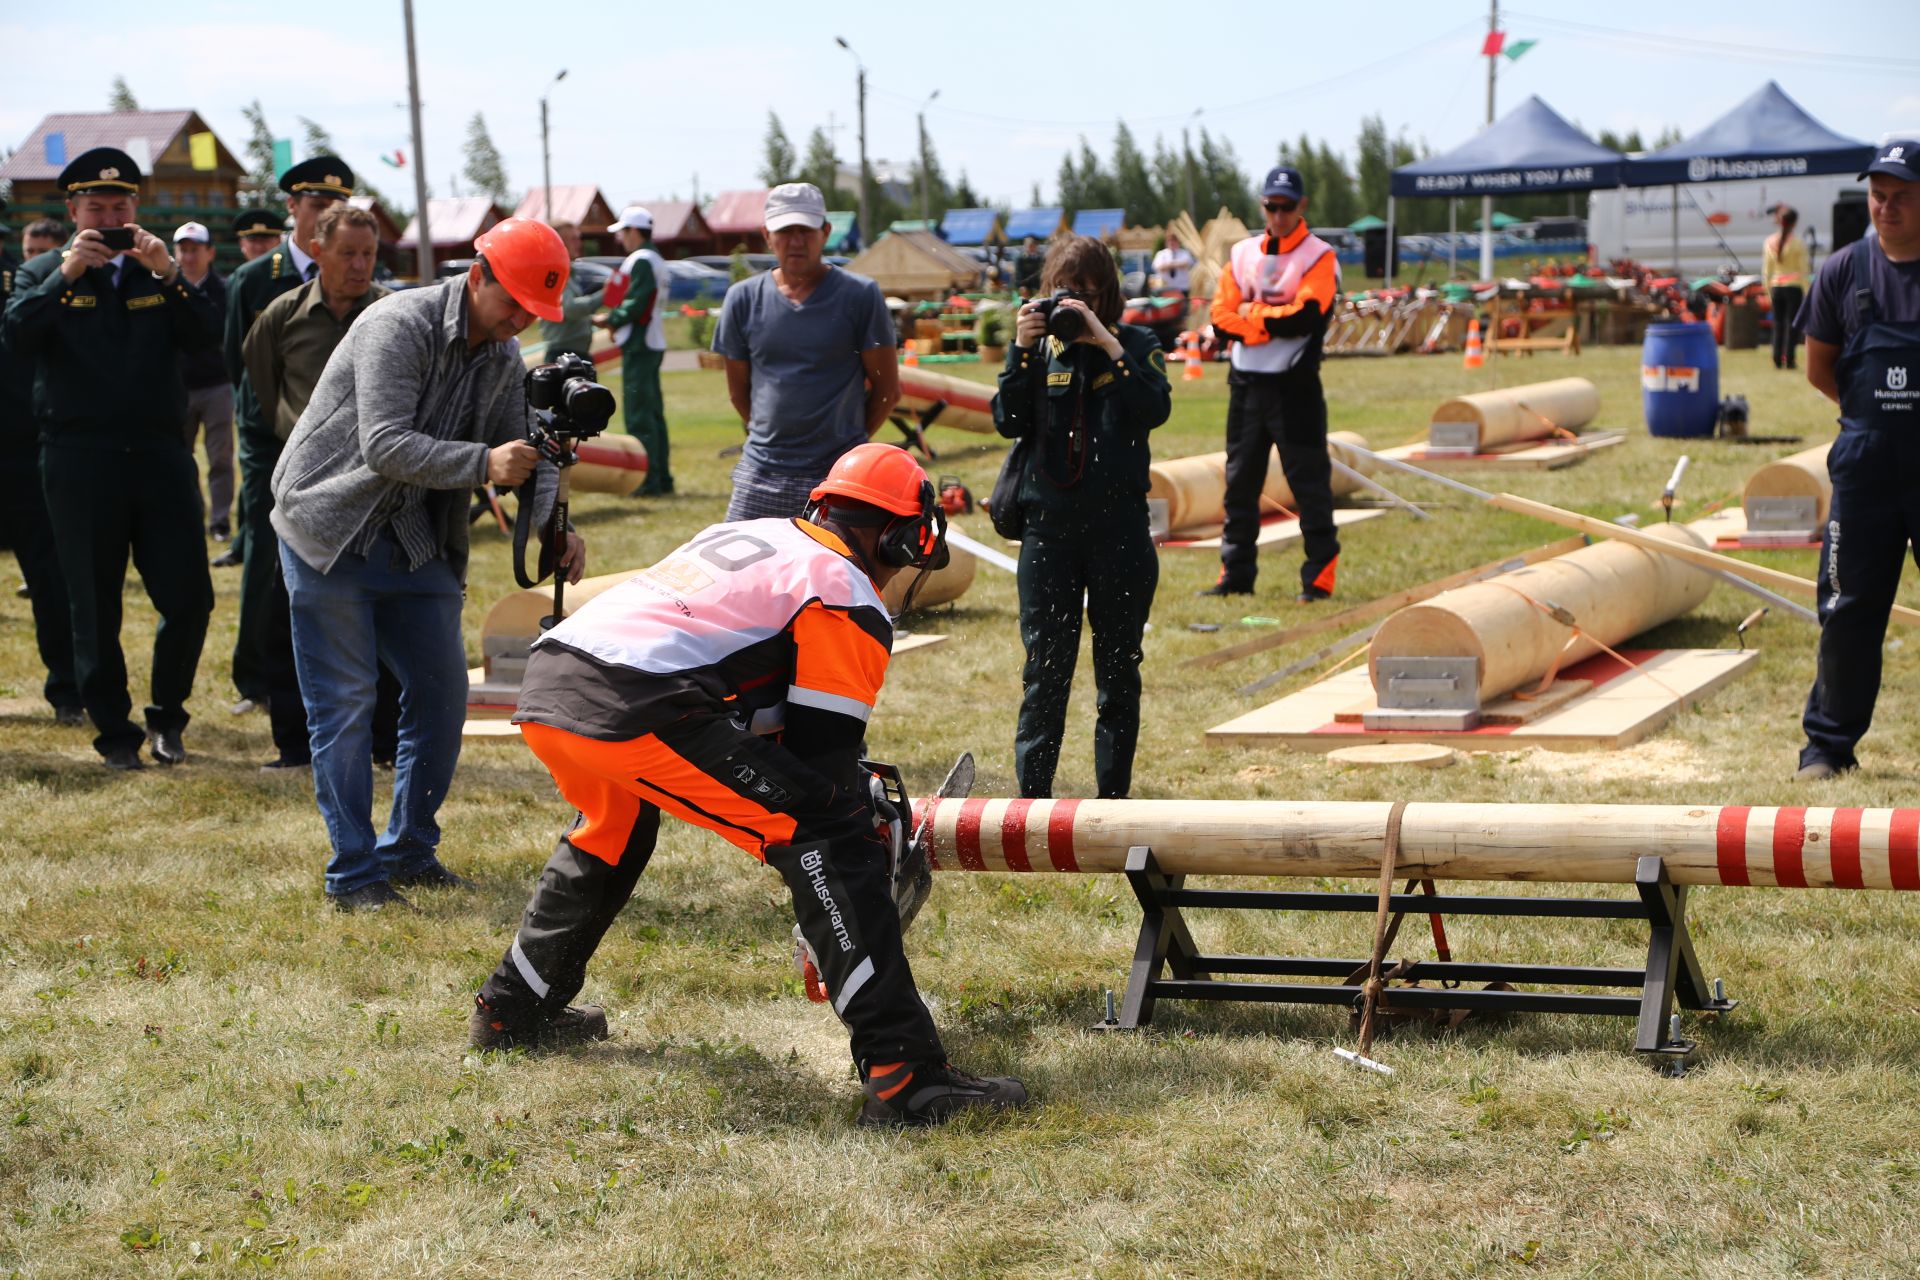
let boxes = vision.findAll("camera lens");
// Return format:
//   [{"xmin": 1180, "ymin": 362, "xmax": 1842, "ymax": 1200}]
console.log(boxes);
[{"xmin": 1047, "ymin": 307, "xmax": 1085, "ymax": 343}]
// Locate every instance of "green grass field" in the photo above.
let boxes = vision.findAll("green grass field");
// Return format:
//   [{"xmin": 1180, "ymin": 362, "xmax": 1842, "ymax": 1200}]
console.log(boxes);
[{"xmin": 7, "ymin": 344, "xmax": 1920, "ymax": 1277}]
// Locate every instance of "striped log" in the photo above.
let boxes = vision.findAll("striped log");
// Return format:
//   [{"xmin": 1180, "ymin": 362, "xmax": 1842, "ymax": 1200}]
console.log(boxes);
[{"xmin": 913, "ymin": 797, "xmax": 1920, "ymax": 892}]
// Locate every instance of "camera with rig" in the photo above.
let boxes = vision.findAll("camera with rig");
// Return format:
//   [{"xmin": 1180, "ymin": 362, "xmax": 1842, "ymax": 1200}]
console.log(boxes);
[
  {"xmin": 523, "ymin": 352, "xmax": 615, "ymax": 460},
  {"xmin": 1031, "ymin": 288, "xmax": 1095, "ymax": 344}
]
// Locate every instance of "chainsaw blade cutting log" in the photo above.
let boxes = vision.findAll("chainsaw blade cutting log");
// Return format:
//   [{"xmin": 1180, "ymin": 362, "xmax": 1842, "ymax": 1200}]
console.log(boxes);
[{"xmin": 791, "ymin": 752, "xmax": 976, "ymax": 1002}]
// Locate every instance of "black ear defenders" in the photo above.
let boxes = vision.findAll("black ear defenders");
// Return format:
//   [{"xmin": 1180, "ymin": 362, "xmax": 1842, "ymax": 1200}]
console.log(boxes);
[{"xmin": 875, "ymin": 479, "xmax": 948, "ymax": 569}]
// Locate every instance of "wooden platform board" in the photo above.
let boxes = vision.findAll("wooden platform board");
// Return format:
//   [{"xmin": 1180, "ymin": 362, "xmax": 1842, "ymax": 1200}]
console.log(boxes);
[
  {"xmin": 1206, "ymin": 647, "xmax": 1758, "ymax": 752},
  {"xmin": 463, "ymin": 632, "xmax": 951, "ymax": 733},
  {"xmin": 1159, "ymin": 506, "xmax": 1384, "ymax": 552},
  {"xmin": 1687, "ymin": 505, "xmax": 1822, "ymax": 550},
  {"xmin": 1379, "ymin": 430, "xmax": 1625, "ymax": 472}
]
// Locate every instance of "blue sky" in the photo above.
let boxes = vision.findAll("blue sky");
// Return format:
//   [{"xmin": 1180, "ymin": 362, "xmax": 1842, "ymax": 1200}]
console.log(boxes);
[{"xmin": 2, "ymin": 1, "xmax": 1911, "ymax": 211}]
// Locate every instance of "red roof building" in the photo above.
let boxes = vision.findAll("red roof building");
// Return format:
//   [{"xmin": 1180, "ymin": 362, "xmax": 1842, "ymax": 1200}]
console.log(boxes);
[
  {"xmin": 1, "ymin": 109, "xmax": 245, "ymax": 212},
  {"xmin": 703, "ymin": 189, "xmax": 769, "ymax": 253},
  {"xmin": 398, "ymin": 197, "xmax": 507, "ymax": 253},
  {"xmin": 644, "ymin": 201, "xmax": 715, "ymax": 259}
]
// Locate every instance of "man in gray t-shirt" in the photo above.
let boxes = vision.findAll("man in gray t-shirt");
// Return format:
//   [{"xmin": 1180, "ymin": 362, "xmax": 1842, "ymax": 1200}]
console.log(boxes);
[{"xmin": 712, "ymin": 182, "xmax": 899, "ymax": 520}]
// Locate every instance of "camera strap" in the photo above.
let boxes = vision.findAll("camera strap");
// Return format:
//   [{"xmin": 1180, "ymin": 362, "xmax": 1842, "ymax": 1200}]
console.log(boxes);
[{"xmin": 510, "ymin": 466, "xmax": 559, "ymax": 590}]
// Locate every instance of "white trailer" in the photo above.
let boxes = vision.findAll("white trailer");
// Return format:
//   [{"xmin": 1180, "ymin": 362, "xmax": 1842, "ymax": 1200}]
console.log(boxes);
[{"xmin": 1588, "ymin": 173, "xmax": 1857, "ymax": 278}]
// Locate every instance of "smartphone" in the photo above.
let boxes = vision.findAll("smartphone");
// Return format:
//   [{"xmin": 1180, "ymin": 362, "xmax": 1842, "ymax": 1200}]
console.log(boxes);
[{"xmin": 98, "ymin": 227, "xmax": 135, "ymax": 252}]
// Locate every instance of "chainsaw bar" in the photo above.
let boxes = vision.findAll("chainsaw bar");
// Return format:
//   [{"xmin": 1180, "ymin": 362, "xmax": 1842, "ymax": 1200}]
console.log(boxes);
[{"xmin": 897, "ymin": 751, "xmax": 973, "ymax": 932}]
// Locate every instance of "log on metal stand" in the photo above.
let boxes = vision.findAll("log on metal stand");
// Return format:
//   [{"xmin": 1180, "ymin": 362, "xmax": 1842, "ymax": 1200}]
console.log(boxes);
[
  {"xmin": 1429, "ymin": 377, "xmax": 1599, "ymax": 452},
  {"xmin": 1148, "ymin": 431, "xmax": 1374, "ymax": 531},
  {"xmin": 1742, "ymin": 442, "xmax": 1832, "ymax": 535}
]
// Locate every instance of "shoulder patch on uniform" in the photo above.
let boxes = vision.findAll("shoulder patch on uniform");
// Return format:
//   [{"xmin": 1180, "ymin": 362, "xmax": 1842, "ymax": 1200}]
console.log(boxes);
[
  {"xmin": 66, "ymin": 295, "xmax": 96, "ymax": 309},
  {"xmin": 1047, "ymin": 371, "xmax": 1073, "ymax": 387},
  {"xmin": 1150, "ymin": 349, "xmax": 1167, "ymax": 374},
  {"xmin": 127, "ymin": 294, "xmax": 164, "ymax": 310}
]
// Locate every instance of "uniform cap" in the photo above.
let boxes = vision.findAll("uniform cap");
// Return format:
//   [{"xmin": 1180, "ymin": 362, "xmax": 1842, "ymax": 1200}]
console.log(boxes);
[
  {"xmin": 607, "ymin": 205, "xmax": 653, "ymax": 233},
  {"xmin": 766, "ymin": 182, "xmax": 828, "ymax": 231},
  {"xmin": 233, "ymin": 208, "xmax": 286, "ymax": 238},
  {"xmin": 172, "ymin": 221, "xmax": 211, "ymax": 244},
  {"xmin": 1261, "ymin": 166, "xmax": 1305, "ymax": 200},
  {"xmin": 1861, "ymin": 140, "xmax": 1920, "ymax": 183},
  {"xmin": 809, "ymin": 443, "xmax": 930, "ymax": 518},
  {"xmin": 61, "ymin": 147, "xmax": 141, "ymax": 194},
  {"xmin": 473, "ymin": 217, "xmax": 570, "ymax": 322},
  {"xmin": 279, "ymin": 156, "xmax": 354, "ymax": 198}
]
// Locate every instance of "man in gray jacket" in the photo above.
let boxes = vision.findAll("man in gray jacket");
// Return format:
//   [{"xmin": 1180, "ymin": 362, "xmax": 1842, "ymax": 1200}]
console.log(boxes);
[{"xmin": 272, "ymin": 217, "xmax": 586, "ymax": 912}]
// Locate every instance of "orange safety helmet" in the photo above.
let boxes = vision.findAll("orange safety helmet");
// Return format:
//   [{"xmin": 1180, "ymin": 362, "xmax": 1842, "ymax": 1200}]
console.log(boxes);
[
  {"xmin": 809, "ymin": 443, "xmax": 930, "ymax": 518},
  {"xmin": 473, "ymin": 217, "xmax": 570, "ymax": 322}
]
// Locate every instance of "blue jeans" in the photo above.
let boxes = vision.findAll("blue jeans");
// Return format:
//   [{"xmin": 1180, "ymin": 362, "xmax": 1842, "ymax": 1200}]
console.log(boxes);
[{"xmin": 280, "ymin": 532, "xmax": 467, "ymax": 895}]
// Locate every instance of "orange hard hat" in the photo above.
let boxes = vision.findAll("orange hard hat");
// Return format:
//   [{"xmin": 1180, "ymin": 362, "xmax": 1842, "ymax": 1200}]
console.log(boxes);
[
  {"xmin": 809, "ymin": 443, "xmax": 929, "ymax": 518},
  {"xmin": 473, "ymin": 217, "xmax": 569, "ymax": 322}
]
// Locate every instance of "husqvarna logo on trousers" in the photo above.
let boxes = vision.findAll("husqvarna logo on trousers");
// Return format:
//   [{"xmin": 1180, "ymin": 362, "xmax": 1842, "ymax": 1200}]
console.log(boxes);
[{"xmin": 1643, "ymin": 366, "xmax": 1701, "ymax": 393}]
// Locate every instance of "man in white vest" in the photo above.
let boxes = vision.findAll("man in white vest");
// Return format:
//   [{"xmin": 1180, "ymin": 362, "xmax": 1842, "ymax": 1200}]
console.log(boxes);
[
  {"xmin": 1201, "ymin": 165, "xmax": 1342, "ymax": 602},
  {"xmin": 600, "ymin": 205, "xmax": 672, "ymax": 495}
]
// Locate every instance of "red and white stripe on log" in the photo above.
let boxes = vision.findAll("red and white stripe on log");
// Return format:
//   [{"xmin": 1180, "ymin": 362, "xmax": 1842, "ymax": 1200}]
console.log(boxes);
[{"xmin": 911, "ymin": 799, "xmax": 1920, "ymax": 891}]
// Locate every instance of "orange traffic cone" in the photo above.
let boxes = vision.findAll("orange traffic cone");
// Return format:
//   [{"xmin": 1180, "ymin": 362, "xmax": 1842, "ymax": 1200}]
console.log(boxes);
[
  {"xmin": 1182, "ymin": 332, "xmax": 1204, "ymax": 381},
  {"xmin": 1462, "ymin": 318, "xmax": 1484, "ymax": 369},
  {"xmin": 903, "ymin": 339, "xmax": 919, "ymax": 367}
]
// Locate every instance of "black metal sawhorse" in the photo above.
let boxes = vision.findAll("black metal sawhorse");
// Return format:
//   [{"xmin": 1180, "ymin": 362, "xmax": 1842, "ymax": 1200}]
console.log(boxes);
[{"xmin": 1110, "ymin": 846, "xmax": 1737, "ymax": 1070}]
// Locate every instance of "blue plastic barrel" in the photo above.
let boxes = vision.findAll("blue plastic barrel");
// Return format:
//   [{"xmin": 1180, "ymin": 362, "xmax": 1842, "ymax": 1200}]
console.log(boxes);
[{"xmin": 1641, "ymin": 322, "xmax": 1720, "ymax": 438}]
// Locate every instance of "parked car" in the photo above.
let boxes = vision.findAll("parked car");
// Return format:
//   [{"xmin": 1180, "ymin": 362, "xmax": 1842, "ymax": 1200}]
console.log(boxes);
[{"xmin": 575, "ymin": 256, "xmax": 730, "ymax": 305}]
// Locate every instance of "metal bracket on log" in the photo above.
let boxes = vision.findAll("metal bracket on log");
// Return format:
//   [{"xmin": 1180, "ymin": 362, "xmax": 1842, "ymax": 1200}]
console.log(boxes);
[
  {"xmin": 1741, "ymin": 495, "xmax": 1817, "ymax": 543},
  {"xmin": 1113, "ymin": 846, "xmax": 1737, "ymax": 1072},
  {"xmin": 1424, "ymin": 420, "xmax": 1483, "ymax": 456},
  {"xmin": 889, "ymin": 400, "xmax": 946, "ymax": 460},
  {"xmin": 1363, "ymin": 656, "xmax": 1482, "ymax": 731}
]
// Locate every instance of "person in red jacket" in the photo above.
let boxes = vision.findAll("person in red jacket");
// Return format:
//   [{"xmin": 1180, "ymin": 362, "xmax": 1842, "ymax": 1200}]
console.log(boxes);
[{"xmin": 1201, "ymin": 166, "xmax": 1342, "ymax": 602}]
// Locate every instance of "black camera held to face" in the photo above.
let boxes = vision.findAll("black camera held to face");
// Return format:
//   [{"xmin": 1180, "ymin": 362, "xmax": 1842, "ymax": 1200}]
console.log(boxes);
[
  {"xmin": 524, "ymin": 352, "xmax": 615, "ymax": 459},
  {"xmin": 1032, "ymin": 288, "xmax": 1094, "ymax": 344}
]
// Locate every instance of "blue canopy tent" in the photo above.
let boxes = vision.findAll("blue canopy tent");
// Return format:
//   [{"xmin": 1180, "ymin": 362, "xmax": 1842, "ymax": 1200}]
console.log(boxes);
[
  {"xmin": 939, "ymin": 207, "xmax": 1002, "ymax": 247},
  {"xmin": 1005, "ymin": 207, "xmax": 1066, "ymax": 242},
  {"xmin": 1388, "ymin": 96, "xmax": 1626, "ymax": 283},
  {"xmin": 1070, "ymin": 208, "xmax": 1126, "ymax": 240},
  {"xmin": 1623, "ymin": 81, "xmax": 1873, "ymax": 270}
]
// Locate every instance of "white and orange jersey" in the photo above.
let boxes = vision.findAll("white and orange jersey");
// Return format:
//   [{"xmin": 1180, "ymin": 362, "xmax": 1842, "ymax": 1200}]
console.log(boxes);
[
  {"xmin": 1210, "ymin": 223, "xmax": 1340, "ymax": 374},
  {"xmin": 516, "ymin": 517, "xmax": 893, "ymax": 743}
]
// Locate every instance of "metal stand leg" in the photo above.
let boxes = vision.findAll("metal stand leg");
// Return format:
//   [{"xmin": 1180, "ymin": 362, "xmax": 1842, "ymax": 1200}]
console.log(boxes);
[
  {"xmin": 1634, "ymin": 855, "xmax": 1738, "ymax": 1072},
  {"xmin": 1117, "ymin": 846, "xmax": 1208, "ymax": 1028}
]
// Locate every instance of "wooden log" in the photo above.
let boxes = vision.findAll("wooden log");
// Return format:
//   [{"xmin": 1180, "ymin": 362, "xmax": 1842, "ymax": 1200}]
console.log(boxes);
[
  {"xmin": 882, "ymin": 548, "xmax": 976, "ymax": 613},
  {"xmin": 569, "ymin": 433, "xmax": 650, "ymax": 495},
  {"xmin": 1490, "ymin": 491, "xmax": 1920, "ymax": 628},
  {"xmin": 913, "ymin": 797, "xmax": 1920, "ymax": 891},
  {"xmin": 1431, "ymin": 378, "xmax": 1598, "ymax": 450},
  {"xmin": 894, "ymin": 365, "xmax": 998, "ymax": 434},
  {"xmin": 1148, "ymin": 432, "xmax": 1372, "ymax": 532},
  {"xmin": 1183, "ymin": 536, "xmax": 1589, "ymax": 670},
  {"xmin": 1742, "ymin": 443, "xmax": 1832, "ymax": 528},
  {"xmin": 1368, "ymin": 523, "xmax": 1713, "ymax": 703}
]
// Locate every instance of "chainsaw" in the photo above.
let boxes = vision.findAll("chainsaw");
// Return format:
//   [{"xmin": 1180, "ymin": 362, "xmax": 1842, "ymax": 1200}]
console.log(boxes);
[{"xmin": 793, "ymin": 752, "xmax": 975, "ymax": 1003}]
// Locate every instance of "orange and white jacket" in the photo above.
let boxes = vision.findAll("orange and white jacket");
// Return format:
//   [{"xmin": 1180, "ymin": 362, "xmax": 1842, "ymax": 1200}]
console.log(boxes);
[
  {"xmin": 1210, "ymin": 222, "xmax": 1340, "ymax": 374},
  {"xmin": 515, "ymin": 518, "xmax": 892, "ymax": 759}
]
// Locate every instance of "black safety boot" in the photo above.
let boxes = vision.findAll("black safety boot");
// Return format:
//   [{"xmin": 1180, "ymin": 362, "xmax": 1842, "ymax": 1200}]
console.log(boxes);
[
  {"xmin": 1197, "ymin": 580, "xmax": 1254, "ymax": 598},
  {"xmin": 146, "ymin": 727, "xmax": 186, "ymax": 765},
  {"xmin": 469, "ymin": 998, "xmax": 609, "ymax": 1052},
  {"xmin": 858, "ymin": 1061, "xmax": 1030, "ymax": 1128}
]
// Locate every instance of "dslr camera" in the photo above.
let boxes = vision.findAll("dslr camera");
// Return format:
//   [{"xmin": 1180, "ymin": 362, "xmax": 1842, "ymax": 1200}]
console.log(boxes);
[
  {"xmin": 525, "ymin": 352, "xmax": 615, "ymax": 447},
  {"xmin": 1031, "ymin": 288, "xmax": 1094, "ymax": 344}
]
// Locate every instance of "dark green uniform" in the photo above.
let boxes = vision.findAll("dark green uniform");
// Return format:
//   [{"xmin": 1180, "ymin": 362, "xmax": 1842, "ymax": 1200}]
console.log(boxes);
[
  {"xmin": 606, "ymin": 250, "xmax": 671, "ymax": 494},
  {"xmin": 4, "ymin": 245, "xmax": 220, "ymax": 758},
  {"xmin": 223, "ymin": 240, "xmax": 306, "ymax": 701},
  {"xmin": 0, "ymin": 248, "xmax": 78, "ymax": 716},
  {"xmin": 991, "ymin": 324, "xmax": 1170, "ymax": 799}
]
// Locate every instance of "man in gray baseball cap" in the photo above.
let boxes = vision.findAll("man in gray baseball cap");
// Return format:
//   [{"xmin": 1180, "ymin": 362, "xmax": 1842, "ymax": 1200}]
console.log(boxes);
[{"xmin": 710, "ymin": 182, "xmax": 899, "ymax": 519}]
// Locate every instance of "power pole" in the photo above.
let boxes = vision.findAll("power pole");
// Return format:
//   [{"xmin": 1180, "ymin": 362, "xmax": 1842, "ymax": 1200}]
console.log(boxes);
[
  {"xmin": 1183, "ymin": 109, "xmax": 1200, "ymax": 221},
  {"xmin": 836, "ymin": 38, "xmax": 870, "ymax": 248},
  {"xmin": 402, "ymin": 0, "xmax": 432, "ymax": 282},
  {"xmin": 541, "ymin": 69, "xmax": 566, "ymax": 223},
  {"xmin": 1480, "ymin": 0, "xmax": 1498, "ymax": 282}
]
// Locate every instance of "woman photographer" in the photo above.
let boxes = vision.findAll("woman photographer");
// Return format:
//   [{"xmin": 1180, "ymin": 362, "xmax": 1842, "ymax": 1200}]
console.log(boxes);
[{"xmin": 992, "ymin": 236, "xmax": 1171, "ymax": 800}]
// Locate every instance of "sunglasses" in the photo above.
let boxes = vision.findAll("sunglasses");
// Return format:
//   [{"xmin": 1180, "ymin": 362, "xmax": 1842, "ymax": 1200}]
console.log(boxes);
[{"xmin": 1263, "ymin": 199, "xmax": 1299, "ymax": 214}]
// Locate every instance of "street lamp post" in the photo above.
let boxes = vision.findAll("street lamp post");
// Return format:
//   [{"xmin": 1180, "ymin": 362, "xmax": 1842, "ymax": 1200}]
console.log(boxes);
[
  {"xmin": 540, "ymin": 68, "xmax": 567, "ymax": 223},
  {"xmin": 834, "ymin": 37, "xmax": 869, "ymax": 250},
  {"xmin": 1182, "ymin": 107, "xmax": 1201, "ymax": 221},
  {"xmin": 402, "ymin": 0, "xmax": 433, "ymax": 282},
  {"xmin": 918, "ymin": 88, "xmax": 940, "ymax": 226}
]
